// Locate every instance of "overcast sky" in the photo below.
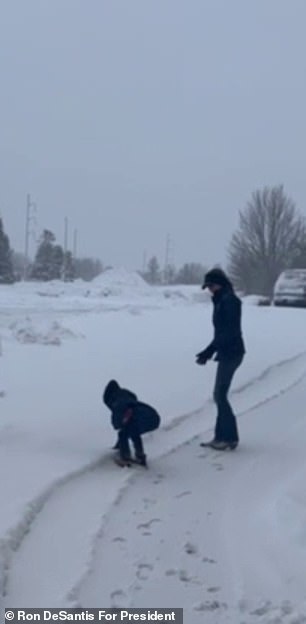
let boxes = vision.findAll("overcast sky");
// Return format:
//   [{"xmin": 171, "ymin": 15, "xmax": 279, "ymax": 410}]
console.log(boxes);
[{"xmin": 0, "ymin": 0, "xmax": 305, "ymax": 270}]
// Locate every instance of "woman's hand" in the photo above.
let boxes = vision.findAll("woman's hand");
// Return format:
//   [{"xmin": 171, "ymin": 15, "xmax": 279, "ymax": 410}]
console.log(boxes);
[{"xmin": 196, "ymin": 350, "xmax": 208, "ymax": 365}]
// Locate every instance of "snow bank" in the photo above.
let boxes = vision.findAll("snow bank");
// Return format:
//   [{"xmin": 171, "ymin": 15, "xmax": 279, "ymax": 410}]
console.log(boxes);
[
  {"xmin": 92, "ymin": 267, "xmax": 148, "ymax": 290},
  {"xmin": 161, "ymin": 286, "xmax": 209, "ymax": 305},
  {"xmin": 0, "ymin": 277, "xmax": 206, "ymax": 327},
  {"xmin": 9, "ymin": 319, "xmax": 84, "ymax": 346},
  {"xmin": 91, "ymin": 268, "xmax": 151, "ymax": 298},
  {"xmin": 243, "ymin": 295, "xmax": 271, "ymax": 306}
]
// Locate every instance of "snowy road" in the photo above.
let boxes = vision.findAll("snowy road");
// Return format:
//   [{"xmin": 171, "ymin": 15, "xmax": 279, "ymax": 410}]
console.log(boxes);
[
  {"xmin": 4, "ymin": 359, "xmax": 306, "ymax": 623},
  {"xmin": 2, "ymin": 278, "xmax": 306, "ymax": 622}
]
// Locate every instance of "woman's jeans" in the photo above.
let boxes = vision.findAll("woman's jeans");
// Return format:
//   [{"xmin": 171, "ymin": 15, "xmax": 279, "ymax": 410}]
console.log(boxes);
[{"xmin": 213, "ymin": 355, "xmax": 243, "ymax": 443}]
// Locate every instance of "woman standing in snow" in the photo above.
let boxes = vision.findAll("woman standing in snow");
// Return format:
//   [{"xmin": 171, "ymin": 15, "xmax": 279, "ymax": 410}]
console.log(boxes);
[{"xmin": 196, "ymin": 268, "xmax": 245, "ymax": 450}]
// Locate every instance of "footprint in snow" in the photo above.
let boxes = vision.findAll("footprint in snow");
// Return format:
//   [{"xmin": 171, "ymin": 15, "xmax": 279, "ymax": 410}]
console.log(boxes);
[
  {"xmin": 112, "ymin": 536, "xmax": 126, "ymax": 543},
  {"xmin": 184, "ymin": 542, "xmax": 198, "ymax": 556},
  {"xmin": 249, "ymin": 601, "xmax": 305, "ymax": 624},
  {"xmin": 250, "ymin": 601, "xmax": 272, "ymax": 617},
  {"xmin": 193, "ymin": 600, "xmax": 227, "ymax": 612},
  {"xmin": 207, "ymin": 586, "xmax": 220, "ymax": 593},
  {"xmin": 202, "ymin": 556, "xmax": 216, "ymax": 565},
  {"xmin": 137, "ymin": 518, "xmax": 161, "ymax": 530},
  {"xmin": 165, "ymin": 569, "xmax": 177, "ymax": 577},
  {"xmin": 213, "ymin": 463, "xmax": 224, "ymax": 471},
  {"xmin": 136, "ymin": 563, "xmax": 154, "ymax": 581},
  {"xmin": 152, "ymin": 478, "xmax": 165, "ymax": 486},
  {"xmin": 110, "ymin": 589, "xmax": 127, "ymax": 607},
  {"xmin": 164, "ymin": 568, "xmax": 191, "ymax": 582},
  {"xmin": 175, "ymin": 491, "xmax": 192, "ymax": 499},
  {"xmin": 179, "ymin": 570, "xmax": 192, "ymax": 583},
  {"xmin": 165, "ymin": 568, "xmax": 200, "ymax": 586}
]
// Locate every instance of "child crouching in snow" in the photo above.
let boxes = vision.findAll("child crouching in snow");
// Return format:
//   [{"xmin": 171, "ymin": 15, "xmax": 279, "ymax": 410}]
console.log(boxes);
[{"xmin": 103, "ymin": 380, "xmax": 161, "ymax": 467}]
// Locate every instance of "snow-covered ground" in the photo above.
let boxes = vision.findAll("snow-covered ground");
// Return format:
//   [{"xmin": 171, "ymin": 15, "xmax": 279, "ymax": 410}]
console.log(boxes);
[{"xmin": 1, "ymin": 270, "xmax": 306, "ymax": 622}]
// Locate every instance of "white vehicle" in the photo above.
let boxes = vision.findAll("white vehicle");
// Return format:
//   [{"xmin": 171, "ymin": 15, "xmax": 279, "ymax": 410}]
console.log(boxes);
[{"xmin": 273, "ymin": 268, "xmax": 306, "ymax": 307}]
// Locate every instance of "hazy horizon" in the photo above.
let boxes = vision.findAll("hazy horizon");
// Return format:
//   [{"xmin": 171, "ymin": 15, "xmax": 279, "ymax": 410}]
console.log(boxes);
[{"xmin": 1, "ymin": 0, "xmax": 305, "ymax": 271}]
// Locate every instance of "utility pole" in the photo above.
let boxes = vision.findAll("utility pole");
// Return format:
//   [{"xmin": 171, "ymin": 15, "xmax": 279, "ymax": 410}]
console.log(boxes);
[
  {"xmin": 73, "ymin": 228, "xmax": 78, "ymax": 258},
  {"xmin": 164, "ymin": 233, "xmax": 170, "ymax": 267},
  {"xmin": 163, "ymin": 233, "xmax": 172, "ymax": 284},
  {"xmin": 24, "ymin": 194, "xmax": 30, "ymax": 279},
  {"xmin": 63, "ymin": 217, "xmax": 69, "ymax": 281},
  {"xmin": 142, "ymin": 250, "xmax": 147, "ymax": 275},
  {"xmin": 64, "ymin": 217, "xmax": 68, "ymax": 254},
  {"xmin": 24, "ymin": 193, "xmax": 37, "ymax": 280}
]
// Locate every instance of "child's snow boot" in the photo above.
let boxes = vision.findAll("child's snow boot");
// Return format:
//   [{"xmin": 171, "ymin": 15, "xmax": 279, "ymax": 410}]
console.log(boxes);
[{"xmin": 133, "ymin": 453, "xmax": 147, "ymax": 467}]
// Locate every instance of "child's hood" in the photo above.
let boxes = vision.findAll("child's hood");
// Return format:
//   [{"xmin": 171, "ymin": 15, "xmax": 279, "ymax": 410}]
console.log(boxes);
[
  {"xmin": 103, "ymin": 380, "xmax": 137, "ymax": 409},
  {"xmin": 103, "ymin": 380, "xmax": 121, "ymax": 408}
]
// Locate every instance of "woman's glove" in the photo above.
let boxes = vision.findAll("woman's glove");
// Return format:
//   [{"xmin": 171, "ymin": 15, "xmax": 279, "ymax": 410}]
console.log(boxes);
[{"xmin": 196, "ymin": 350, "xmax": 208, "ymax": 365}]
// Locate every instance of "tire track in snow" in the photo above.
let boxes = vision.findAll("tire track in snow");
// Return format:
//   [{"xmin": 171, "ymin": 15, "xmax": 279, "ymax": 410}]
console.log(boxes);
[
  {"xmin": 3, "ymin": 351, "xmax": 306, "ymax": 608},
  {"xmin": 0, "ymin": 454, "xmax": 132, "ymax": 609},
  {"xmin": 163, "ymin": 350, "xmax": 306, "ymax": 431},
  {"xmin": 3, "ymin": 461, "xmax": 135, "ymax": 609}
]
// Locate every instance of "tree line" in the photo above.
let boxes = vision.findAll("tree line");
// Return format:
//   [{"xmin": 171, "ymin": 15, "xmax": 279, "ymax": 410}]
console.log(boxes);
[
  {"xmin": 1, "ymin": 184, "xmax": 306, "ymax": 294},
  {"xmin": 0, "ymin": 223, "xmax": 103, "ymax": 283},
  {"xmin": 141, "ymin": 257, "xmax": 208, "ymax": 286}
]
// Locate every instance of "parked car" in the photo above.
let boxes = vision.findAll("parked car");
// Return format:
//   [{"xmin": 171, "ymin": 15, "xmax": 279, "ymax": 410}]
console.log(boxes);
[{"xmin": 273, "ymin": 269, "xmax": 306, "ymax": 307}]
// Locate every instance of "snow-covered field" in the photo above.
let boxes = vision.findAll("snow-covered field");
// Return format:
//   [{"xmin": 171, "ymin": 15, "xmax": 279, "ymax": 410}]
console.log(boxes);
[{"xmin": 1, "ymin": 269, "xmax": 306, "ymax": 623}]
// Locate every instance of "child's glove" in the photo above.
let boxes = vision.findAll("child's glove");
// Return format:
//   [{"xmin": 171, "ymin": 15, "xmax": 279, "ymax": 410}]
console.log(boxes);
[{"xmin": 122, "ymin": 408, "xmax": 133, "ymax": 424}]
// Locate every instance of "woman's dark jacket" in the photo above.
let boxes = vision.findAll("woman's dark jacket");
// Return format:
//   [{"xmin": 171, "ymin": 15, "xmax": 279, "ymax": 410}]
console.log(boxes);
[{"xmin": 202, "ymin": 284, "xmax": 245, "ymax": 361}]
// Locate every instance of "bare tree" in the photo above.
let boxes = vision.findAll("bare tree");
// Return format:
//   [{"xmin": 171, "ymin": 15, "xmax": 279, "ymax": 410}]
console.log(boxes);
[
  {"xmin": 290, "ymin": 228, "xmax": 306, "ymax": 268},
  {"xmin": 228, "ymin": 186, "xmax": 306, "ymax": 297}
]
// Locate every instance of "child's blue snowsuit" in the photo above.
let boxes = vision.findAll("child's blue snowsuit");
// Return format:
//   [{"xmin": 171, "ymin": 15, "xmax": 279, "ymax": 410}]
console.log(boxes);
[{"xmin": 103, "ymin": 380, "xmax": 160, "ymax": 465}]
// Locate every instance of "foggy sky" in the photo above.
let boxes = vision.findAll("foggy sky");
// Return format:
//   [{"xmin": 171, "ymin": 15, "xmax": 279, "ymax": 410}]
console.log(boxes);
[{"xmin": 1, "ymin": 0, "xmax": 306, "ymax": 271}]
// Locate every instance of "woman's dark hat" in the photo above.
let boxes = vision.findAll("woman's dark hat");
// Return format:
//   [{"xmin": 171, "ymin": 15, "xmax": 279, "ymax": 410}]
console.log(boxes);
[{"xmin": 202, "ymin": 268, "xmax": 229, "ymax": 289}]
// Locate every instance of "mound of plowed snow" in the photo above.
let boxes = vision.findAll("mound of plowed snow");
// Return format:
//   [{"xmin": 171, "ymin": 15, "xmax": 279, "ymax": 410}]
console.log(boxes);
[{"xmin": 92, "ymin": 268, "xmax": 152, "ymax": 297}]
